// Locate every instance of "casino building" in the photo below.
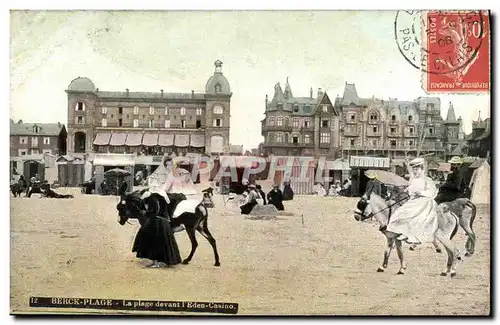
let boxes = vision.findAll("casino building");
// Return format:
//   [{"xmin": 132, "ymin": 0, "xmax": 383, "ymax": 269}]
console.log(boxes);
[{"xmin": 66, "ymin": 60, "xmax": 232, "ymax": 157}]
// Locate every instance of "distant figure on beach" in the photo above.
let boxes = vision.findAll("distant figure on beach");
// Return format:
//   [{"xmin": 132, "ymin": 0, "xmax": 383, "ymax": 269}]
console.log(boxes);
[
  {"xmin": 267, "ymin": 184, "xmax": 284, "ymax": 211},
  {"xmin": 283, "ymin": 182, "xmax": 294, "ymax": 201},
  {"xmin": 255, "ymin": 184, "xmax": 267, "ymax": 205},
  {"xmin": 240, "ymin": 184, "xmax": 259, "ymax": 214}
]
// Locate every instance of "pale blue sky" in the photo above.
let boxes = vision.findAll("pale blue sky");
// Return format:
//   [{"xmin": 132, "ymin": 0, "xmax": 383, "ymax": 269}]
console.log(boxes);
[{"xmin": 10, "ymin": 10, "xmax": 490, "ymax": 150}]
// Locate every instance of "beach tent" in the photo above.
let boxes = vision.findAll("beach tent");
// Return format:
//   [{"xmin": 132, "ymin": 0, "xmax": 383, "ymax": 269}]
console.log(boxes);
[{"xmin": 469, "ymin": 160, "xmax": 490, "ymax": 205}]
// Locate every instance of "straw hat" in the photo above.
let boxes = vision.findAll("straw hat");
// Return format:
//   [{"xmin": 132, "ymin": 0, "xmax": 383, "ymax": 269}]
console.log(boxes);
[
  {"xmin": 365, "ymin": 170, "xmax": 376, "ymax": 179},
  {"xmin": 410, "ymin": 157, "xmax": 425, "ymax": 167},
  {"xmin": 448, "ymin": 156, "xmax": 463, "ymax": 164}
]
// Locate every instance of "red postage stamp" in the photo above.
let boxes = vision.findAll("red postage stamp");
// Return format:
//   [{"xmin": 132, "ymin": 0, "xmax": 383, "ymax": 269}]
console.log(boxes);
[{"xmin": 422, "ymin": 10, "xmax": 490, "ymax": 93}]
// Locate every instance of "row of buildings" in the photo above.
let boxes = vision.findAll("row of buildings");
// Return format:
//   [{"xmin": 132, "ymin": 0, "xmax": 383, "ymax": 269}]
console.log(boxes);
[
  {"xmin": 259, "ymin": 79, "xmax": 491, "ymax": 161},
  {"xmin": 10, "ymin": 62, "xmax": 491, "ymax": 164}
]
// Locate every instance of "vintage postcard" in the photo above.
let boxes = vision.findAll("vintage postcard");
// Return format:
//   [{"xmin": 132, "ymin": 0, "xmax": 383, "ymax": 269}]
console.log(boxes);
[{"xmin": 9, "ymin": 10, "xmax": 491, "ymax": 316}]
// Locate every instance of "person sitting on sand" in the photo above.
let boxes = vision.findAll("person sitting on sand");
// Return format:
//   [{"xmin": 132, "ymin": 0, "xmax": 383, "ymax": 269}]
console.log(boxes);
[
  {"xmin": 255, "ymin": 184, "xmax": 267, "ymax": 205},
  {"xmin": 267, "ymin": 184, "xmax": 284, "ymax": 211},
  {"xmin": 240, "ymin": 184, "xmax": 259, "ymax": 215}
]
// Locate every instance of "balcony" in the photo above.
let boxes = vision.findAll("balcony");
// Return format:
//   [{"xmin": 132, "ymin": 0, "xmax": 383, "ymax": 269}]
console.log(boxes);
[
  {"xmin": 366, "ymin": 131, "xmax": 382, "ymax": 137},
  {"xmin": 262, "ymin": 141, "xmax": 314, "ymax": 148},
  {"xmin": 262, "ymin": 125, "xmax": 293, "ymax": 132}
]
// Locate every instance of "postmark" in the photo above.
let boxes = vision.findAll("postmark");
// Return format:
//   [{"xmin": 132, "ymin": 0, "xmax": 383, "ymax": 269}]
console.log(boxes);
[{"xmin": 394, "ymin": 10, "xmax": 490, "ymax": 93}]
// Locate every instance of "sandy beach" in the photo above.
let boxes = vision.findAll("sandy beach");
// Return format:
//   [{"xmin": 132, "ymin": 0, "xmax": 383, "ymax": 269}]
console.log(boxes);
[{"xmin": 10, "ymin": 184, "xmax": 490, "ymax": 316}]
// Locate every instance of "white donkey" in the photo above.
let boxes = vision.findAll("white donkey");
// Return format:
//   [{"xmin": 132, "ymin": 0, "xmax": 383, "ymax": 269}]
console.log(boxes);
[{"xmin": 354, "ymin": 193, "xmax": 461, "ymax": 277}]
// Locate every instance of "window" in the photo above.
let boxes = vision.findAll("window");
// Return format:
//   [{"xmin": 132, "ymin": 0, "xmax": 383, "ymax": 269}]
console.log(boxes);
[
  {"xmin": 391, "ymin": 115, "xmax": 396, "ymax": 121},
  {"xmin": 18, "ymin": 149, "xmax": 27, "ymax": 156},
  {"xmin": 118, "ymin": 107, "xmax": 123, "ymax": 114},
  {"xmin": 43, "ymin": 137, "xmax": 50, "ymax": 145},
  {"xmin": 372, "ymin": 139, "xmax": 378, "ymax": 147},
  {"xmin": 180, "ymin": 107, "xmax": 186, "ymax": 116},
  {"xmin": 164, "ymin": 120, "xmax": 170, "ymax": 128},
  {"xmin": 293, "ymin": 105, "xmax": 299, "ymax": 113},
  {"xmin": 181, "ymin": 120, "xmax": 186, "ymax": 128},
  {"xmin": 322, "ymin": 120, "xmax": 329, "ymax": 128},
  {"xmin": 350, "ymin": 114, "xmax": 356, "ymax": 121},
  {"xmin": 427, "ymin": 103, "xmax": 434, "ymax": 110},
  {"xmin": 164, "ymin": 106, "xmax": 169, "ymax": 115},
  {"xmin": 292, "ymin": 136, "xmax": 299, "ymax": 144},
  {"xmin": 269, "ymin": 117, "xmax": 275, "ymax": 126},
  {"xmin": 409, "ymin": 127, "xmax": 414, "ymax": 134},
  {"xmin": 373, "ymin": 126, "xmax": 378, "ymax": 133},
  {"xmin": 322, "ymin": 105, "xmax": 328, "ymax": 113},
  {"xmin": 118, "ymin": 119, "xmax": 123, "ymax": 127},
  {"xmin": 33, "ymin": 125, "xmax": 39, "ymax": 133},
  {"xmin": 102, "ymin": 107, "xmax": 107, "ymax": 114},
  {"xmin": 76, "ymin": 101, "xmax": 84, "ymax": 111},
  {"xmin": 215, "ymin": 84, "xmax": 221, "ymax": 93},
  {"xmin": 408, "ymin": 115, "xmax": 413, "ymax": 121},
  {"xmin": 409, "ymin": 140, "xmax": 414, "ymax": 146},
  {"xmin": 390, "ymin": 127, "xmax": 396, "ymax": 133},
  {"xmin": 134, "ymin": 106, "xmax": 139, "ymax": 115},
  {"xmin": 320, "ymin": 133, "xmax": 330, "ymax": 144},
  {"xmin": 196, "ymin": 108, "xmax": 202, "ymax": 116},
  {"xmin": 350, "ymin": 139, "xmax": 355, "ymax": 146},
  {"xmin": 292, "ymin": 118, "xmax": 299, "ymax": 127},
  {"xmin": 304, "ymin": 135, "xmax": 311, "ymax": 144},
  {"xmin": 304, "ymin": 119, "xmax": 311, "ymax": 128},
  {"xmin": 429, "ymin": 128, "xmax": 434, "ymax": 134},
  {"xmin": 369, "ymin": 113, "xmax": 378, "ymax": 121},
  {"xmin": 31, "ymin": 148, "xmax": 39, "ymax": 155},
  {"xmin": 276, "ymin": 133, "xmax": 284, "ymax": 143},
  {"xmin": 133, "ymin": 120, "xmax": 139, "ymax": 128},
  {"xmin": 77, "ymin": 116, "xmax": 84, "ymax": 124},
  {"xmin": 276, "ymin": 117, "xmax": 283, "ymax": 126},
  {"xmin": 213, "ymin": 119, "xmax": 222, "ymax": 127},
  {"xmin": 390, "ymin": 140, "xmax": 397, "ymax": 147},
  {"xmin": 31, "ymin": 137, "xmax": 38, "ymax": 146},
  {"xmin": 101, "ymin": 119, "xmax": 107, "ymax": 127},
  {"xmin": 19, "ymin": 137, "xmax": 27, "ymax": 144},
  {"xmin": 213, "ymin": 106, "xmax": 223, "ymax": 114},
  {"xmin": 149, "ymin": 106, "xmax": 154, "ymax": 115},
  {"xmin": 196, "ymin": 120, "xmax": 201, "ymax": 128}
]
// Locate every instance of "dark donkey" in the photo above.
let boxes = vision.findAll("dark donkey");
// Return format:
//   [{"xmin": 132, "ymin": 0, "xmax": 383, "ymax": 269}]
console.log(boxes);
[{"xmin": 116, "ymin": 189, "xmax": 220, "ymax": 266}]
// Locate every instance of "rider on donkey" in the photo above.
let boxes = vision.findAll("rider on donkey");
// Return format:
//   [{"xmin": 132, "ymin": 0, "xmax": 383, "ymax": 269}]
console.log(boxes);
[{"xmin": 434, "ymin": 156, "xmax": 468, "ymax": 204}]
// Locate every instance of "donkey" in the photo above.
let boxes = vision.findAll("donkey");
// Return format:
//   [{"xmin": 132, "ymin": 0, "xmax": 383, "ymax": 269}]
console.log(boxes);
[
  {"xmin": 116, "ymin": 189, "xmax": 220, "ymax": 267},
  {"xmin": 354, "ymin": 193, "xmax": 461, "ymax": 277}
]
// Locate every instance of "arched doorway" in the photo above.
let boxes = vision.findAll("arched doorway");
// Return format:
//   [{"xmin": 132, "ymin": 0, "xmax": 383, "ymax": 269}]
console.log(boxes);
[{"xmin": 74, "ymin": 132, "xmax": 86, "ymax": 153}]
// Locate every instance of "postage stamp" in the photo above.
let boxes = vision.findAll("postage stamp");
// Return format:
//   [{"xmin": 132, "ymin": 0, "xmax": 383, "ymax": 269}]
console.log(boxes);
[{"xmin": 394, "ymin": 10, "xmax": 490, "ymax": 94}]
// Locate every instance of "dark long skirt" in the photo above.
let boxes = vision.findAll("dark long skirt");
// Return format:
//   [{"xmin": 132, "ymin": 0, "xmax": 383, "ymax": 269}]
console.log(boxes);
[
  {"xmin": 132, "ymin": 217, "xmax": 182, "ymax": 265},
  {"xmin": 272, "ymin": 202, "xmax": 285, "ymax": 211},
  {"xmin": 240, "ymin": 201, "xmax": 257, "ymax": 215},
  {"xmin": 435, "ymin": 189, "xmax": 464, "ymax": 205}
]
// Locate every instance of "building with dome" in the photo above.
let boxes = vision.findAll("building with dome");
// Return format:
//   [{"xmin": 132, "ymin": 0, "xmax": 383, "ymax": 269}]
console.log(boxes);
[
  {"xmin": 261, "ymin": 80, "xmax": 464, "ymax": 161},
  {"xmin": 65, "ymin": 60, "xmax": 232, "ymax": 156}
]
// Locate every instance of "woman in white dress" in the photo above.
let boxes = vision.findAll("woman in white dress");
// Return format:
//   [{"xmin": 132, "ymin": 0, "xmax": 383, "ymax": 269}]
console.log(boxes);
[{"xmin": 385, "ymin": 157, "xmax": 438, "ymax": 244}]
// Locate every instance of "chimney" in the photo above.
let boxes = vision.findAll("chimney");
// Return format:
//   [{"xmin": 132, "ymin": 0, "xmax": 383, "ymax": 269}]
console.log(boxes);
[
  {"xmin": 265, "ymin": 94, "xmax": 268, "ymax": 106},
  {"xmin": 126, "ymin": 88, "xmax": 129, "ymax": 96},
  {"xmin": 310, "ymin": 87, "xmax": 313, "ymax": 99},
  {"xmin": 317, "ymin": 88, "xmax": 323, "ymax": 97},
  {"xmin": 161, "ymin": 89, "xmax": 164, "ymax": 98},
  {"xmin": 191, "ymin": 90, "xmax": 195, "ymax": 99}
]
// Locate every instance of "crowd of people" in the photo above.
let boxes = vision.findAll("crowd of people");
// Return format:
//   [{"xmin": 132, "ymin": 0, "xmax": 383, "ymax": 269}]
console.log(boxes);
[{"xmin": 238, "ymin": 181, "xmax": 294, "ymax": 215}]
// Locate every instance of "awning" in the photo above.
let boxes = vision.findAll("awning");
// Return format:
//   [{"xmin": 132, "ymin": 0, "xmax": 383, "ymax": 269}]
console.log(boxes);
[
  {"xmin": 158, "ymin": 134, "xmax": 174, "ymax": 146},
  {"xmin": 125, "ymin": 133, "xmax": 143, "ymax": 146},
  {"xmin": 109, "ymin": 133, "xmax": 127, "ymax": 146},
  {"xmin": 326, "ymin": 159, "xmax": 350, "ymax": 171},
  {"xmin": 190, "ymin": 134, "xmax": 205, "ymax": 148},
  {"xmin": 142, "ymin": 133, "xmax": 158, "ymax": 147},
  {"xmin": 93, "ymin": 154, "xmax": 135, "ymax": 166},
  {"xmin": 349, "ymin": 156, "xmax": 390, "ymax": 169},
  {"xmin": 175, "ymin": 134, "xmax": 190, "ymax": 147},
  {"xmin": 93, "ymin": 133, "xmax": 111, "ymax": 146}
]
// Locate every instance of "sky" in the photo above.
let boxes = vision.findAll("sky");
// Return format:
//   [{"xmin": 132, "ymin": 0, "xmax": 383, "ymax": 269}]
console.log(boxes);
[{"xmin": 10, "ymin": 10, "xmax": 490, "ymax": 150}]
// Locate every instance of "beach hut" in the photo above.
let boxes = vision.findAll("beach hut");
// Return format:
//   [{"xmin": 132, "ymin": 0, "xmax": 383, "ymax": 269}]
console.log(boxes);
[
  {"xmin": 92, "ymin": 154, "xmax": 135, "ymax": 194},
  {"xmin": 23, "ymin": 159, "xmax": 45, "ymax": 181},
  {"xmin": 267, "ymin": 156, "xmax": 317, "ymax": 195},
  {"xmin": 56, "ymin": 155, "xmax": 85, "ymax": 187},
  {"xmin": 348, "ymin": 156, "xmax": 390, "ymax": 197}
]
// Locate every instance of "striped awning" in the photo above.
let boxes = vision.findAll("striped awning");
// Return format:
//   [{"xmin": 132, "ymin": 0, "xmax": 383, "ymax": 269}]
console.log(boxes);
[
  {"xmin": 190, "ymin": 134, "xmax": 205, "ymax": 148},
  {"xmin": 125, "ymin": 133, "xmax": 143, "ymax": 146},
  {"xmin": 175, "ymin": 134, "xmax": 190, "ymax": 147},
  {"xmin": 142, "ymin": 133, "xmax": 158, "ymax": 147},
  {"xmin": 109, "ymin": 133, "xmax": 127, "ymax": 146},
  {"xmin": 93, "ymin": 133, "xmax": 111, "ymax": 146},
  {"xmin": 158, "ymin": 134, "xmax": 174, "ymax": 146}
]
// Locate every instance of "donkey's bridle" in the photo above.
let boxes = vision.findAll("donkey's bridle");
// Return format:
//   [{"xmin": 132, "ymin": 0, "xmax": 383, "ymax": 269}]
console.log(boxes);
[{"xmin": 360, "ymin": 193, "xmax": 410, "ymax": 220}]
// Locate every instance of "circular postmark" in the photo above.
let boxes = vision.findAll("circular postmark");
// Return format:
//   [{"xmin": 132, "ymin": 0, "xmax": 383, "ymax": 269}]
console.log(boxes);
[{"xmin": 394, "ymin": 10, "xmax": 486, "ymax": 75}]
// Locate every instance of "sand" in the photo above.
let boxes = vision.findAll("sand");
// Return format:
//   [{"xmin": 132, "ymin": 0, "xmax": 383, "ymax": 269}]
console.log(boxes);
[{"xmin": 10, "ymin": 184, "xmax": 490, "ymax": 316}]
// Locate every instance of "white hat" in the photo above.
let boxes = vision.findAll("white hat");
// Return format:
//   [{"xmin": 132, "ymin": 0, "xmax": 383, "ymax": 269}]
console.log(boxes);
[{"xmin": 410, "ymin": 157, "xmax": 425, "ymax": 167}]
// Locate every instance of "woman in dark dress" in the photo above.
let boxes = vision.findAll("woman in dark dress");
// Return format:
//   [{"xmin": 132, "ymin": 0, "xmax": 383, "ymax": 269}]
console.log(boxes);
[
  {"xmin": 267, "ymin": 184, "xmax": 285, "ymax": 211},
  {"xmin": 132, "ymin": 191, "xmax": 181, "ymax": 268},
  {"xmin": 282, "ymin": 182, "xmax": 294, "ymax": 201}
]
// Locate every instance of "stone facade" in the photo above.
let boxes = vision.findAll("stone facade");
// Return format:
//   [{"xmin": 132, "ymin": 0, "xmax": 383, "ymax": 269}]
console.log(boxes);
[
  {"xmin": 66, "ymin": 60, "xmax": 232, "ymax": 157},
  {"xmin": 261, "ymin": 81, "xmax": 463, "ymax": 160}
]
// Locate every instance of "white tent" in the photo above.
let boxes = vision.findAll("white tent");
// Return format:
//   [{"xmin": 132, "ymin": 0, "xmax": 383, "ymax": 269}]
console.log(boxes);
[{"xmin": 469, "ymin": 160, "xmax": 490, "ymax": 205}]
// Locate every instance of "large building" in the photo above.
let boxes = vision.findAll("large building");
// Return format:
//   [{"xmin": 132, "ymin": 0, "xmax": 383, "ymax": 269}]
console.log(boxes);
[
  {"xmin": 467, "ymin": 113, "xmax": 491, "ymax": 158},
  {"xmin": 10, "ymin": 119, "xmax": 67, "ymax": 157},
  {"xmin": 261, "ymin": 80, "xmax": 465, "ymax": 160},
  {"xmin": 66, "ymin": 60, "xmax": 232, "ymax": 157}
]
